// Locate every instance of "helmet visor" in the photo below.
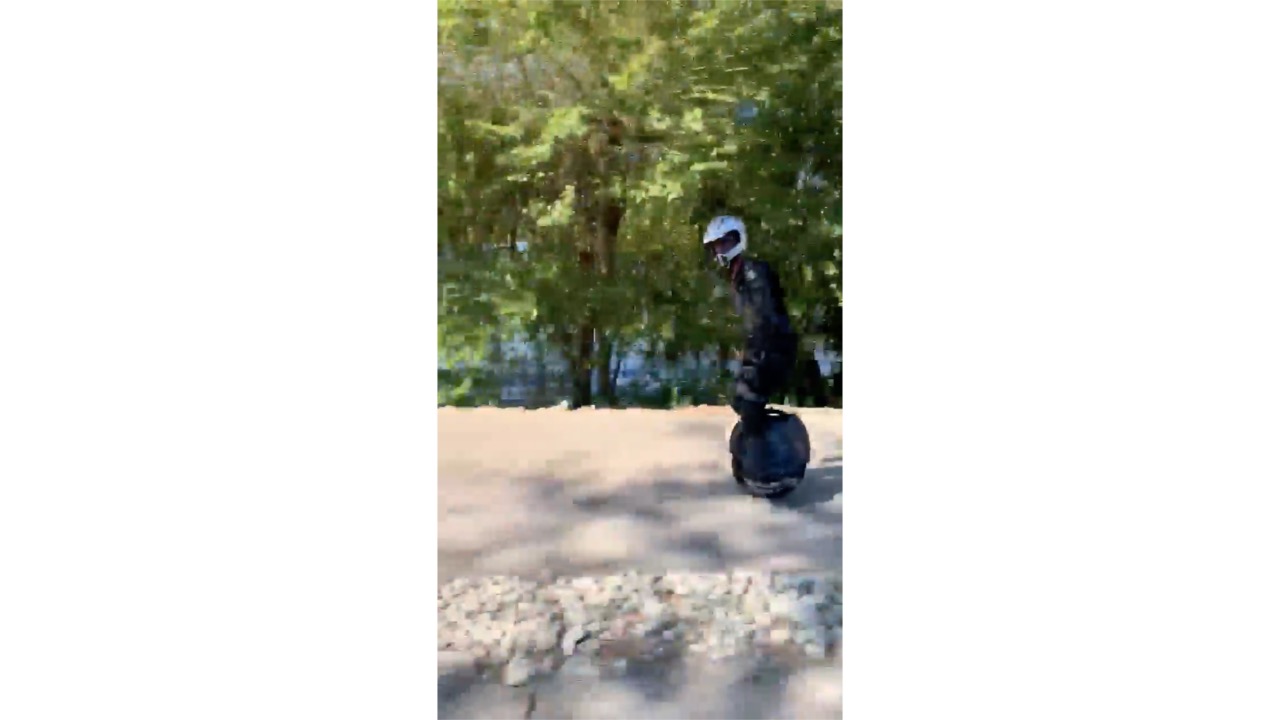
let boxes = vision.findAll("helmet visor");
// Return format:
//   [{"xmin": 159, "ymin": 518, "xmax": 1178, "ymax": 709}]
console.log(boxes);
[
  {"xmin": 710, "ymin": 230, "xmax": 740, "ymax": 256},
  {"xmin": 711, "ymin": 234, "xmax": 742, "ymax": 253}
]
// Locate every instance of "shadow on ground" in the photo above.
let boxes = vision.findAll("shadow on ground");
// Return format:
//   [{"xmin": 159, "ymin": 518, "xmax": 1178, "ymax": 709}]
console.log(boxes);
[
  {"xmin": 439, "ymin": 649, "xmax": 842, "ymax": 720},
  {"xmin": 438, "ymin": 407, "xmax": 844, "ymax": 580},
  {"xmin": 439, "ymin": 456, "xmax": 842, "ymax": 582},
  {"xmin": 775, "ymin": 462, "xmax": 843, "ymax": 509}
]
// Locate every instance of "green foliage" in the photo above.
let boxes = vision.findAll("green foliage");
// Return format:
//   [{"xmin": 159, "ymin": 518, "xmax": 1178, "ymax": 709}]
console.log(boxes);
[{"xmin": 439, "ymin": 0, "xmax": 843, "ymax": 406}]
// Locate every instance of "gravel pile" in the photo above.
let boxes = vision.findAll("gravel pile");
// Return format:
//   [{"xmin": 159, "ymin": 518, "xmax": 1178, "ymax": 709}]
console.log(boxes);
[{"xmin": 438, "ymin": 570, "xmax": 842, "ymax": 686}]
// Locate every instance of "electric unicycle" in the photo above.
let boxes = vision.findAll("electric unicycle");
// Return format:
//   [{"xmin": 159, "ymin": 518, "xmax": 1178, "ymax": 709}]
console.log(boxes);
[{"xmin": 729, "ymin": 408, "xmax": 811, "ymax": 499}]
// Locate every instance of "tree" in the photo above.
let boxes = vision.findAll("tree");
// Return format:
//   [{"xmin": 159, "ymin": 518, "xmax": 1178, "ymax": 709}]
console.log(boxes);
[{"xmin": 438, "ymin": 0, "xmax": 843, "ymax": 407}]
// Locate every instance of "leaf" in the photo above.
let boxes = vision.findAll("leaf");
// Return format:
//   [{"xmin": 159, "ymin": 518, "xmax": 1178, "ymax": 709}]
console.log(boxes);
[
  {"xmin": 690, "ymin": 161, "xmax": 729, "ymax": 173},
  {"xmin": 464, "ymin": 119, "xmax": 522, "ymax": 140}
]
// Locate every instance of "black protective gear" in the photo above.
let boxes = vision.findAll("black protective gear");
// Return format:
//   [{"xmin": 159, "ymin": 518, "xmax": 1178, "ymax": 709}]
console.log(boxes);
[
  {"xmin": 733, "ymin": 395, "xmax": 768, "ymax": 435},
  {"xmin": 728, "ymin": 258, "xmax": 798, "ymax": 442},
  {"xmin": 731, "ymin": 258, "xmax": 797, "ymax": 357}
]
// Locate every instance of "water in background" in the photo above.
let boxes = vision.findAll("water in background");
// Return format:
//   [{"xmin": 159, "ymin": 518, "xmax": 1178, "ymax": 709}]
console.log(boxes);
[{"xmin": 439, "ymin": 333, "xmax": 841, "ymax": 406}]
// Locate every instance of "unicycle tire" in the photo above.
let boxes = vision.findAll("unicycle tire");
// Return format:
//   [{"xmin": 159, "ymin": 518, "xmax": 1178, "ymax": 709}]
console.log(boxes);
[
  {"xmin": 730, "ymin": 409, "xmax": 810, "ymax": 499},
  {"xmin": 732, "ymin": 453, "xmax": 802, "ymax": 499}
]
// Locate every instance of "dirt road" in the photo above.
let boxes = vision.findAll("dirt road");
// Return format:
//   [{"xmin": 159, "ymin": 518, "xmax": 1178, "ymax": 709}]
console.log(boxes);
[
  {"xmin": 437, "ymin": 406, "xmax": 844, "ymax": 719},
  {"xmin": 438, "ymin": 407, "xmax": 844, "ymax": 583}
]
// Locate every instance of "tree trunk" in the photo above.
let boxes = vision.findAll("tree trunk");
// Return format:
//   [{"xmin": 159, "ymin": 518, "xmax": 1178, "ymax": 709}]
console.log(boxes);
[
  {"xmin": 564, "ymin": 116, "xmax": 628, "ymax": 410},
  {"xmin": 489, "ymin": 332, "xmax": 504, "ymax": 405},
  {"xmin": 571, "ymin": 322, "xmax": 593, "ymax": 409},
  {"xmin": 611, "ymin": 339, "xmax": 624, "ymax": 400},
  {"xmin": 595, "ymin": 334, "xmax": 614, "ymax": 406},
  {"xmin": 797, "ymin": 356, "xmax": 829, "ymax": 407},
  {"xmin": 571, "ymin": 247, "xmax": 596, "ymax": 409},
  {"xmin": 593, "ymin": 196, "xmax": 624, "ymax": 407},
  {"xmin": 533, "ymin": 334, "xmax": 548, "ymax": 407}
]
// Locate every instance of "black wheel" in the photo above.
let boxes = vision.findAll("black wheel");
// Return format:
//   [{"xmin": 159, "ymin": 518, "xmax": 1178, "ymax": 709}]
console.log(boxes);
[
  {"xmin": 729, "ymin": 412, "xmax": 808, "ymax": 499},
  {"xmin": 749, "ymin": 477, "xmax": 802, "ymax": 499},
  {"xmin": 761, "ymin": 483, "xmax": 798, "ymax": 499},
  {"xmin": 734, "ymin": 454, "xmax": 803, "ymax": 499}
]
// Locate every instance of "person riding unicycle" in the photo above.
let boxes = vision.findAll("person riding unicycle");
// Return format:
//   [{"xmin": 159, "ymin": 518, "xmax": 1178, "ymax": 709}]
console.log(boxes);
[{"xmin": 703, "ymin": 215, "xmax": 800, "ymax": 481}]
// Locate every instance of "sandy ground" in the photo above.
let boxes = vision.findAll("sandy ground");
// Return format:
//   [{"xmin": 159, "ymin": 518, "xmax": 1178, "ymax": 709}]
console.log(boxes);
[
  {"xmin": 438, "ymin": 406, "xmax": 844, "ymax": 583},
  {"xmin": 438, "ymin": 407, "xmax": 844, "ymax": 719}
]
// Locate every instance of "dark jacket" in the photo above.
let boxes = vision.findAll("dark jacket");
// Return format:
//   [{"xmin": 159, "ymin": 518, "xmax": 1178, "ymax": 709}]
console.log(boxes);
[{"xmin": 731, "ymin": 258, "xmax": 797, "ymax": 357}]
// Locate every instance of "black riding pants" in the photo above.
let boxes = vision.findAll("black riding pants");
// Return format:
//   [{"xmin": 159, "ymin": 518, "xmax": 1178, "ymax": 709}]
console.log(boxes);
[{"xmin": 732, "ymin": 341, "xmax": 797, "ymax": 437}]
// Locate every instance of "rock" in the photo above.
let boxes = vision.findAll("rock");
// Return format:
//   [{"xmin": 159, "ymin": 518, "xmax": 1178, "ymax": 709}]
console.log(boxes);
[
  {"xmin": 499, "ymin": 632, "xmax": 516, "ymax": 658},
  {"xmin": 642, "ymin": 597, "xmax": 665, "ymax": 618},
  {"xmin": 564, "ymin": 607, "xmax": 589, "ymax": 628},
  {"xmin": 794, "ymin": 596, "xmax": 822, "ymax": 628},
  {"xmin": 442, "ymin": 604, "xmax": 461, "ymax": 623},
  {"xmin": 438, "ymin": 650, "xmax": 475, "ymax": 679},
  {"xmin": 813, "ymin": 625, "xmax": 830, "ymax": 644},
  {"xmin": 770, "ymin": 594, "xmax": 794, "ymax": 617},
  {"xmin": 666, "ymin": 574, "xmax": 691, "ymax": 595},
  {"xmin": 503, "ymin": 656, "xmax": 534, "ymax": 687},
  {"xmin": 562, "ymin": 625, "xmax": 587, "ymax": 655},
  {"xmin": 784, "ymin": 666, "xmax": 843, "ymax": 719},
  {"xmin": 561, "ymin": 654, "xmax": 598, "ymax": 678},
  {"xmin": 809, "ymin": 576, "xmax": 832, "ymax": 598},
  {"xmin": 436, "ymin": 569, "xmax": 844, "ymax": 675},
  {"xmin": 534, "ymin": 628, "xmax": 558, "ymax": 653}
]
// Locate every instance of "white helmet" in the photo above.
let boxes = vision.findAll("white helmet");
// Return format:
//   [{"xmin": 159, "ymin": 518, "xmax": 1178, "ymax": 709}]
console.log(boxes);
[{"xmin": 702, "ymin": 215, "xmax": 747, "ymax": 266}]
